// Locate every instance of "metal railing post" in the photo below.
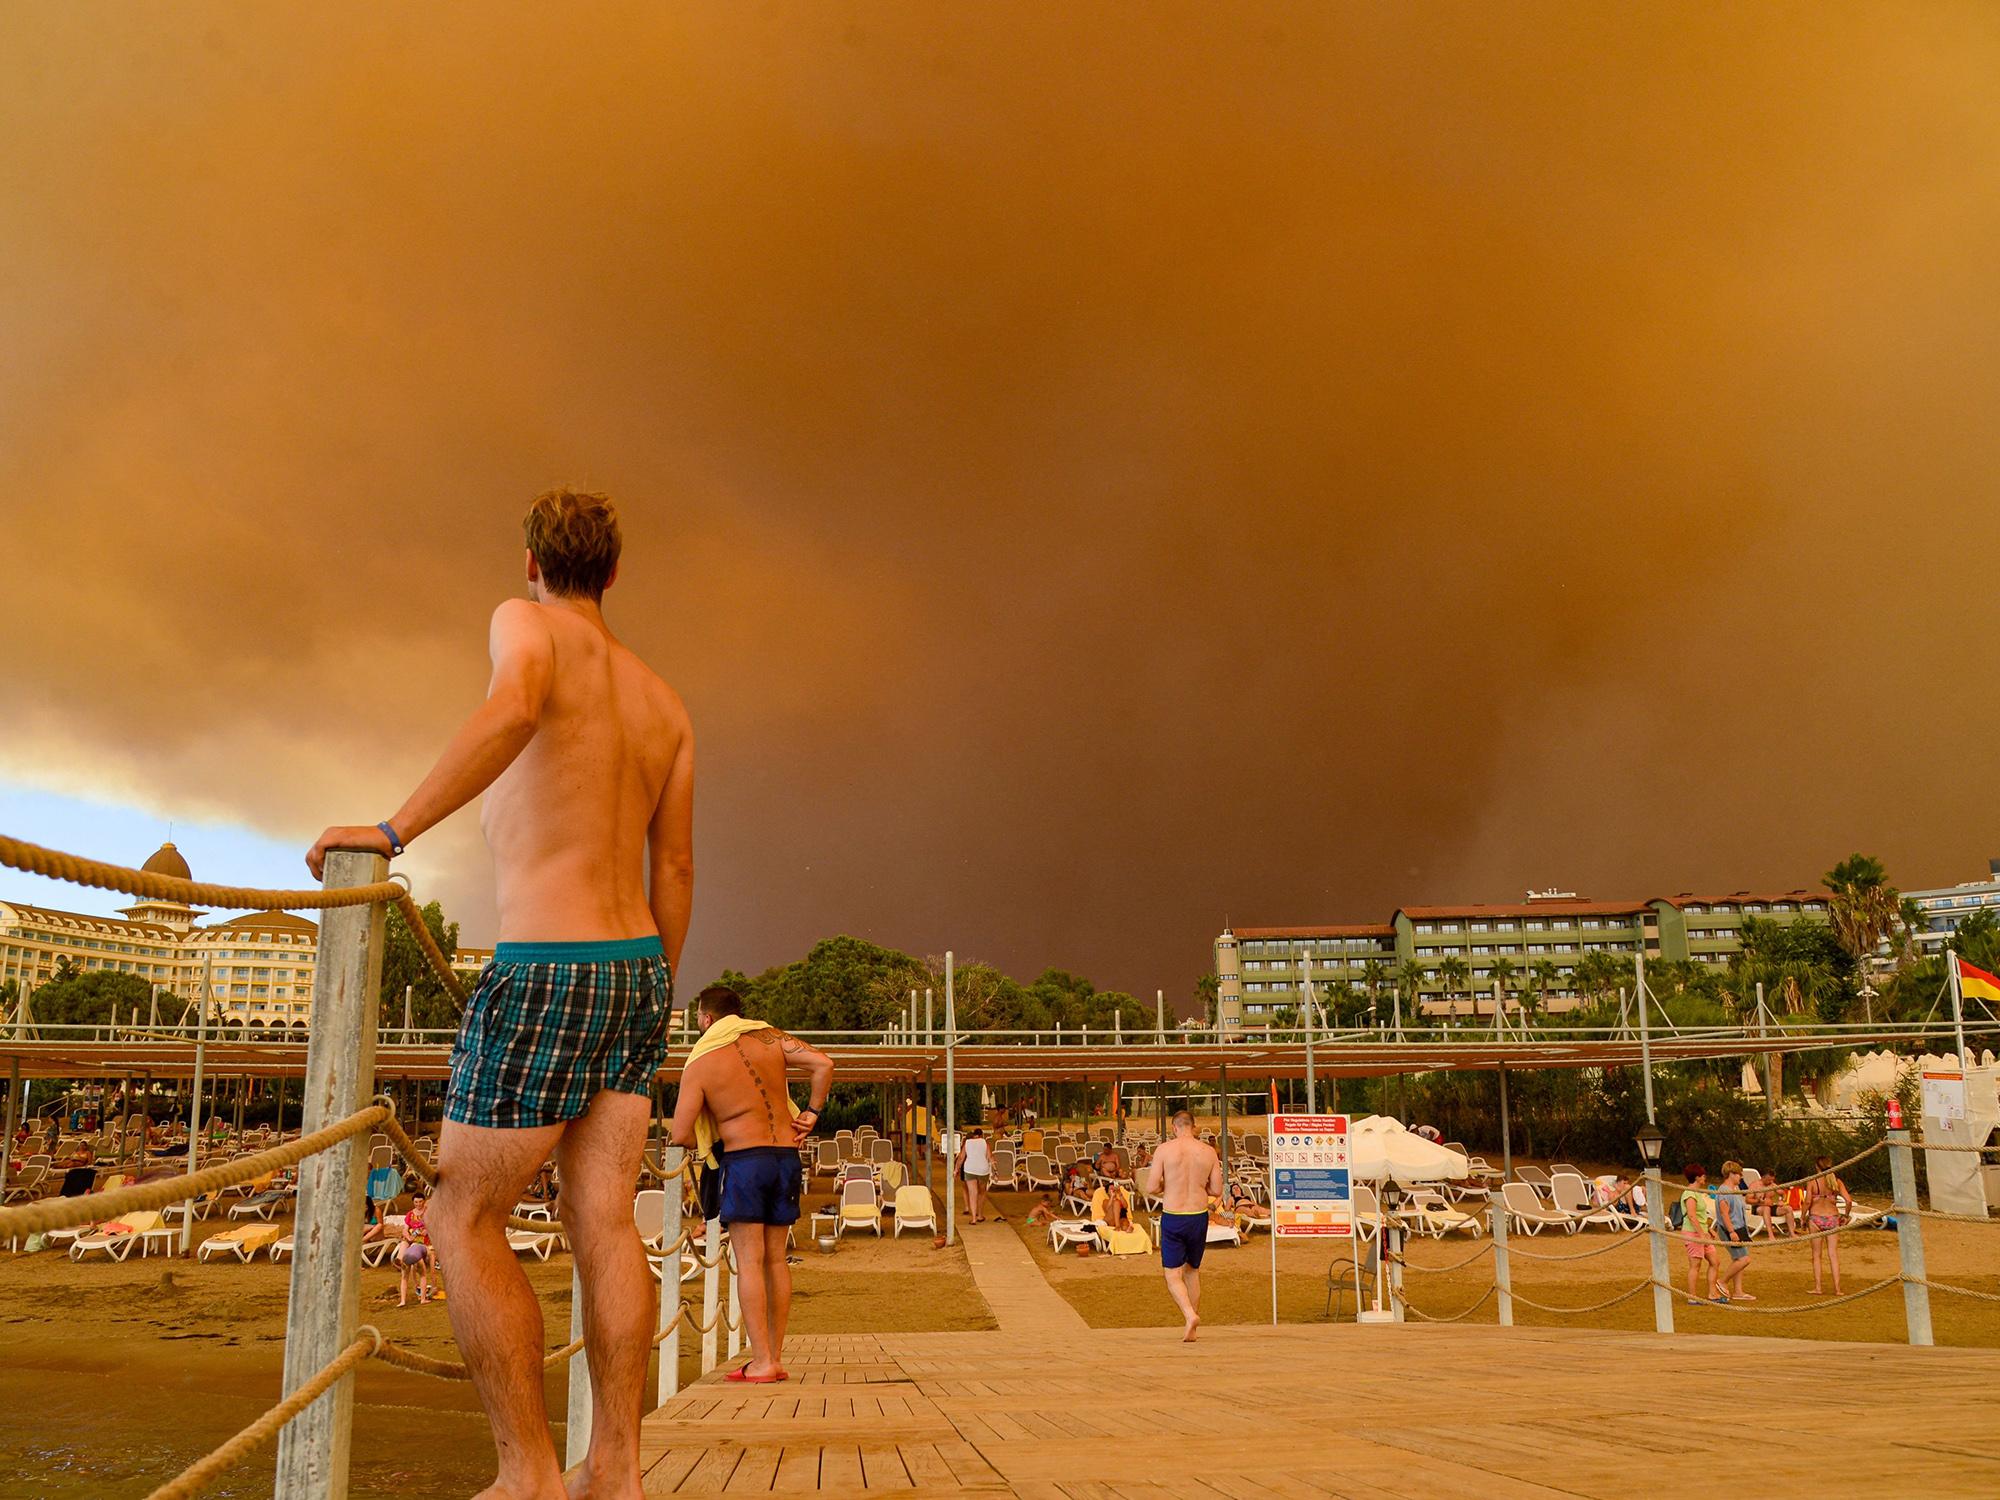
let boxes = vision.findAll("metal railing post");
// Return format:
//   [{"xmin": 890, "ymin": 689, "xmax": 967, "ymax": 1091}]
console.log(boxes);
[
  {"xmin": 726, "ymin": 1243, "xmax": 742, "ymax": 1360},
  {"xmin": 700, "ymin": 1217, "xmax": 722, "ymax": 1373},
  {"xmin": 657, "ymin": 1146, "xmax": 684, "ymax": 1406},
  {"xmin": 1888, "ymin": 1128, "xmax": 1933, "ymax": 1346},
  {"xmin": 1644, "ymin": 1166, "xmax": 1674, "ymax": 1334},
  {"xmin": 566, "ymin": 1265, "xmax": 592, "ymax": 1466},
  {"xmin": 275, "ymin": 848, "xmax": 387, "ymax": 1500},
  {"xmin": 1488, "ymin": 1191, "xmax": 1512, "ymax": 1327}
]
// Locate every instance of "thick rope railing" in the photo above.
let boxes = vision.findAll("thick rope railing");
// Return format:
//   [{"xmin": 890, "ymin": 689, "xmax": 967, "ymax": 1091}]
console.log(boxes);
[
  {"xmin": 1393, "ymin": 1238, "xmax": 1496, "ymax": 1273},
  {"xmin": 0, "ymin": 832, "xmax": 467, "ymax": 1010},
  {"xmin": 1502, "ymin": 1228, "xmax": 1648, "ymax": 1261},
  {"xmin": 0, "ymin": 1103, "xmax": 388, "ymax": 1237},
  {"xmin": 1400, "ymin": 1284, "xmax": 1498, "ymax": 1322},
  {"xmin": 142, "ymin": 1327, "xmax": 382, "ymax": 1500}
]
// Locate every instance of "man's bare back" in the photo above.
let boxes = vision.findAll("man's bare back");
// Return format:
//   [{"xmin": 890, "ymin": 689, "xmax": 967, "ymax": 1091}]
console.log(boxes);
[
  {"xmin": 1147, "ymin": 1133, "xmax": 1222, "ymax": 1214},
  {"xmin": 482, "ymin": 598, "xmax": 689, "ymax": 943},
  {"xmin": 679, "ymin": 1029, "xmax": 824, "ymax": 1151}
]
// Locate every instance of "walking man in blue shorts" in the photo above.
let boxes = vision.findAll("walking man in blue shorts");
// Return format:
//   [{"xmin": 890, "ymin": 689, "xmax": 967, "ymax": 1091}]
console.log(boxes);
[
  {"xmin": 1143, "ymin": 1110, "xmax": 1224, "ymax": 1342},
  {"xmin": 310, "ymin": 489, "xmax": 694, "ymax": 1500}
]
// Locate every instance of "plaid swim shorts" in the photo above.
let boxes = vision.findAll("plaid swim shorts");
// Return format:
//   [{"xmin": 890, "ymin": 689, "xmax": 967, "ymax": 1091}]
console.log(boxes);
[{"xmin": 446, "ymin": 936, "xmax": 674, "ymax": 1130}]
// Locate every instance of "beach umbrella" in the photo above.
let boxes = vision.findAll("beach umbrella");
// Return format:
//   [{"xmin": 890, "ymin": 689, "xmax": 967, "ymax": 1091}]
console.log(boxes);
[{"xmin": 1346, "ymin": 1115, "xmax": 1468, "ymax": 1186}]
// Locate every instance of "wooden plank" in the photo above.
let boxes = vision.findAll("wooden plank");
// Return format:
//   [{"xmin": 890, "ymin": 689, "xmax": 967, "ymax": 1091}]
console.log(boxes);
[
  {"xmin": 643, "ymin": 1448, "xmax": 706, "ymax": 1495},
  {"xmin": 724, "ymin": 1445, "xmax": 783, "ymax": 1492},
  {"xmin": 679, "ymin": 1446, "xmax": 747, "ymax": 1494},
  {"xmin": 773, "ymin": 1446, "xmax": 821, "ymax": 1492},
  {"xmin": 860, "ymin": 1444, "xmax": 916, "ymax": 1491},
  {"xmin": 820, "ymin": 1446, "xmax": 865, "ymax": 1493}
]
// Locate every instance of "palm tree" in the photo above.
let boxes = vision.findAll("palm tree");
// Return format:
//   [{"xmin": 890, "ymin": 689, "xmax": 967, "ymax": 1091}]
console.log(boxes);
[
  {"xmin": 1394, "ymin": 958, "xmax": 1427, "ymax": 1033},
  {"xmin": 1526, "ymin": 960, "xmax": 1559, "ymax": 1019},
  {"xmin": 1824, "ymin": 853, "xmax": 1902, "ymax": 1019},
  {"xmin": 1488, "ymin": 956, "xmax": 1517, "ymax": 1021},
  {"xmin": 1361, "ymin": 959, "xmax": 1388, "ymax": 1030},
  {"xmin": 1437, "ymin": 957, "xmax": 1470, "ymax": 1020}
]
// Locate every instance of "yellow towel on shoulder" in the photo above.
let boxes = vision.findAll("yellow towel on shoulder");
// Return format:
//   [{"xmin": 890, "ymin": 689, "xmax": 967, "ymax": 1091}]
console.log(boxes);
[{"xmin": 686, "ymin": 1015, "xmax": 799, "ymax": 1171}]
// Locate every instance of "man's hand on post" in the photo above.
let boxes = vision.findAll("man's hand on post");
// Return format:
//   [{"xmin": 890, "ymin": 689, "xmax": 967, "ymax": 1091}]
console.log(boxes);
[{"xmin": 306, "ymin": 825, "xmax": 395, "ymax": 881}]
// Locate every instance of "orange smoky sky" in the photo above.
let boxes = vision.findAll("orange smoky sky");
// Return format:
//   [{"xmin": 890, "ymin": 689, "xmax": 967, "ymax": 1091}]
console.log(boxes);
[{"xmin": 3, "ymin": 4, "xmax": 1998, "ymax": 1001}]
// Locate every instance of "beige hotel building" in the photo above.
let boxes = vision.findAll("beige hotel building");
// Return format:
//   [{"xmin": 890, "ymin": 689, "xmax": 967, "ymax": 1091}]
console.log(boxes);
[{"xmin": 0, "ymin": 840, "xmax": 483, "ymax": 1031}]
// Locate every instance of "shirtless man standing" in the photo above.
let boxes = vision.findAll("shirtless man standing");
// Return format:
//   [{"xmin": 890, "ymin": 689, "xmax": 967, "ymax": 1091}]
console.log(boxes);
[
  {"xmin": 670, "ymin": 986, "xmax": 833, "ymax": 1381},
  {"xmin": 1142, "ymin": 1111, "xmax": 1223, "ymax": 1341},
  {"xmin": 308, "ymin": 490, "xmax": 693, "ymax": 1500}
]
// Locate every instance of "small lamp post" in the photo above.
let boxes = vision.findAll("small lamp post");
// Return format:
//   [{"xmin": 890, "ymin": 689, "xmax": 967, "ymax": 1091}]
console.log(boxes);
[{"xmin": 1636, "ymin": 1123, "xmax": 1672, "ymax": 1334}]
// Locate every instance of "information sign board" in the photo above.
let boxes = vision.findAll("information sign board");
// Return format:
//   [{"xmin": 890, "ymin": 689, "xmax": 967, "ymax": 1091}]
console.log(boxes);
[{"xmin": 1268, "ymin": 1113, "xmax": 1351, "ymax": 1238}]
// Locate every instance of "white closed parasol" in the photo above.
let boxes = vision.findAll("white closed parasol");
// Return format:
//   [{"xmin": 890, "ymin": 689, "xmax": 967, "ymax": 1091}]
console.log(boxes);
[{"xmin": 1346, "ymin": 1115, "xmax": 1469, "ymax": 1186}]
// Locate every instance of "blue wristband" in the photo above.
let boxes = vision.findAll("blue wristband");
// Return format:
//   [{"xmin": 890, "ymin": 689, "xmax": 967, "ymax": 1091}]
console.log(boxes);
[{"xmin": 376, "ymin": 821, "xmax": 405, "ymax": 856}]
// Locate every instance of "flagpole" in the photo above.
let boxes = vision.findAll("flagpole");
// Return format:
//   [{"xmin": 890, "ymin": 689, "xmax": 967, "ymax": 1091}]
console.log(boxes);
[{"xmin": 1948, "ymin": 951, "xmax": 1969, "ymax": 1072}]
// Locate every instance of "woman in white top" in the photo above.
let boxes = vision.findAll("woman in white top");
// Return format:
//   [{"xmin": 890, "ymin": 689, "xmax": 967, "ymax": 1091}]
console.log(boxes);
[{"xmin": 955, "ymin": 1127, "xmax": 993, "ymax": 1223}]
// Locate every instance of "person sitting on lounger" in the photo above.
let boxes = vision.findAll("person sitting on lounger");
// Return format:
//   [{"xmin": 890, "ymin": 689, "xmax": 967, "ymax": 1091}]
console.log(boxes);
[
  {"xmin": 1094, "ymin": 1145, "xmax": 1122, "ymax": 1181},
  {"xmin": 1089, "ymin": 1182, "xmax": 1150, "ymax": 1255}
]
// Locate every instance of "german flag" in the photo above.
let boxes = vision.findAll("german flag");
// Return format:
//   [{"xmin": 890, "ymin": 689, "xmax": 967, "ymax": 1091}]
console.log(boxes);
[{"xmin": 1958, "ymin": 956, "xmax": 2000, "ymax": 1005}]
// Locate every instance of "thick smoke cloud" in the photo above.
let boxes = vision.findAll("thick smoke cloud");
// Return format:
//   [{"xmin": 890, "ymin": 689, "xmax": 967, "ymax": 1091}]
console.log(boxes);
[{"xmin": 4, "ymin": 4, "xmax": 1997, "ymax": 1000}]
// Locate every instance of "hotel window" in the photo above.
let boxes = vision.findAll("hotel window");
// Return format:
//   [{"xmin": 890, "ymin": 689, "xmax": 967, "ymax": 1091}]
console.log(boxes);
[
  {"xmin": 1684, "ymin": 904, "xmax": 1705, "ymax": 914},
  {"xmin": 1583, "ymin": 919, "xmax": 1603, "ymax": 930},
  {"xmin": 1529, "ymin": 944, "xmax": 1548, "ymax": 954},
  {"xmin": 1556, "ymin": 944, "xmax": 1576, "ymax": 953},
  {"xmin": 1527, "ymin": 920, "xmax": 1547, "ymax": 931},
  {"xmin": 1441, "ymin": 923, "xmax": 1461, "ymax": 933},
  {"xmin": 1471, "ymin": 922, "xmax": 1491, "ymax": 933},
  {"xmin": 1745, "ymin": 903, "xmax": 1767, "ymax": 914},
  {"xmin": 1774, "ymin": 902, "xmax": 1796, "ymax": 912},
  {"xmin": 1415, "ymin": 923, "xmax": 1436, "ymax": 935}
]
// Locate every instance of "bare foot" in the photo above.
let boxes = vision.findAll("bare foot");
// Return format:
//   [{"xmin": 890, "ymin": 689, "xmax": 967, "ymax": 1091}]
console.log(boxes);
[
  {"xmin": 476, "ymin": 1478, "xmax": 569, "ymax": 1500},
  {"xmin": 1182, "ymin": 1315, "xmax": 1200, "ymax": 1343}
]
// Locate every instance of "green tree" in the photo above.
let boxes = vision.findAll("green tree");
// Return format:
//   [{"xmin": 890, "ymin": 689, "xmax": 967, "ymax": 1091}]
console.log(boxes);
[
  {"xmin": 30, "ymin": 969, "xmax": 152, "ymax": 1027},
  {"xmin": 1360, "ymin": 959, "xmax": 1389, "ymax": 1028},
  {"xmin": 1194, "ymin": 971, "xmax": 1220, "ymax": 1027},
  {"xmin": 1394, "ymin": 958, "xmax": 1428, "ymax": 1028},
  {"xmin": 1528, "ymin": 964, "xmax": 1560, "ymax": 1024},
  {"xmin": 1948, "ymin": 908, "xmax": 2000, "ymax": 973},
  {"xmin": 1823, "ymin": 854, "xmax": 1903, "ymax": 1015},
  {"xmin": 1488, "ymin": 956, "xmax": 1517, "ymax": 1020},
  {"xmin": 381, "ymin": 898, "xmax": 463, "ymax": 1029},
  {"xmin": 1436, "ymin": 956, "xmax": 1470, "ymax": 1017}
]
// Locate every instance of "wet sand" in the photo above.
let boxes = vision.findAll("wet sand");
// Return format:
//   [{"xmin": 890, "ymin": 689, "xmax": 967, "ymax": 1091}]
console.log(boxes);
[{"xmin": 0, "ymin": 1211, "xmax": 991, "ymax": 1499}]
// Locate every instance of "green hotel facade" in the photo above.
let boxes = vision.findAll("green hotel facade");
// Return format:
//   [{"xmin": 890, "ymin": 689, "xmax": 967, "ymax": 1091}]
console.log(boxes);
[{"xmin": 1214, "ymin": 888, "xmax": 1833, "ymax": 1029}]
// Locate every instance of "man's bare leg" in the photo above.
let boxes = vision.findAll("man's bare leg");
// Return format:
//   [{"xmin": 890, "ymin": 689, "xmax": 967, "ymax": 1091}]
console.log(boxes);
[
  {"xmin": 729, "ymin": 1223, "xmax": 780, "ymax": 1377},
  {"xmin": 763, "ymin": 1226, "xmax": 792, "ymax": 1373},
  {"xmin": 430, "ymin": 1119, "xmax": 569, "ymax": 1500},
  {"xmin": 1163, "ymin": 1266, "xmax": 1198, "ymax": 1341},
  {"xmin": 555, "ymin": 1090, "xmax": 653, "ymax": 1500},
  {"xmin": 1182, "ymin": 1266, "xmax": 1202, "ymax": 1341}
]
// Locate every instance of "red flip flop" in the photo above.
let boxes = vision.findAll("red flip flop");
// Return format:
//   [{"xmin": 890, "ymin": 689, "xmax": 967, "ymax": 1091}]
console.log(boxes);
[{"xmin": 739, "ymin": 1370, "xmax": 785, "ymax": 1384}]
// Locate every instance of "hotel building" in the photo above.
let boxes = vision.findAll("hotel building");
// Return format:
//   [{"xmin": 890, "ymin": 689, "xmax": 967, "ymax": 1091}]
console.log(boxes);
[
  {"xmin": 0, "ymin": 840, "xmax": 485, "ymax": 1031},
  {"xmin": 1215, "ymin": 886, "xmax": 1836, "ymax": 1030}
]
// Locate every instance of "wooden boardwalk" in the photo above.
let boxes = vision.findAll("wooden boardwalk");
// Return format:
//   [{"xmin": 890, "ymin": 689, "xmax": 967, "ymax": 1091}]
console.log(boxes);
[{"xmin": 639, "ymin": 1321, "xmax": 2000, "ymax": 1496}]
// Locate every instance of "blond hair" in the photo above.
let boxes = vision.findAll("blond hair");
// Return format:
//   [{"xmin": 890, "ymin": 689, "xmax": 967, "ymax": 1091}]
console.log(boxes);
[{"xmin": 523, "ymin": 488, "xmax": 621, "ymax": 599}]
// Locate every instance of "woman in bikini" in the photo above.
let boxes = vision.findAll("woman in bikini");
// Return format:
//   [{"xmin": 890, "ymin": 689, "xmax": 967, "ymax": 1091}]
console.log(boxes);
[{"xmin": 1804, "ymin": 1156, "xmax": 1850, "ymax": 1295}]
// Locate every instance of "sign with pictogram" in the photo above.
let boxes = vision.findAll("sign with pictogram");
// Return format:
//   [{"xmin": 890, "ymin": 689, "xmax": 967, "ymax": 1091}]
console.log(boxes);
[{"xmin": 1268, "ymin": 1113, "xmax": 1352, "ymax": 1237}]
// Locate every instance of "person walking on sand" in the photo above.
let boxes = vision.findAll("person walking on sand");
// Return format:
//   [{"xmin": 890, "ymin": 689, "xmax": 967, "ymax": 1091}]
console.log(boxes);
[
  {"xmin": 955, "ymin": 1127, "xmax": 993, "ymax": 1223},
  {"xmin": 1715, "ymin": 1161, "xmax": 1755, "ymax": 1302},
  {"xmin": 670, "ymin": 986, "xmax": 833, "ymax": 1383},
  {"xmin": 1678, "ymin": 1163, "xmax": 1724, "ymax": 1304},
  {"xmin": 1142, "ymin": 1110, "xmax": 1223, "ymax": 1341},
  {"xmin": 308, "ymin": 490, "xmax": 693, "ymax": 1500}
]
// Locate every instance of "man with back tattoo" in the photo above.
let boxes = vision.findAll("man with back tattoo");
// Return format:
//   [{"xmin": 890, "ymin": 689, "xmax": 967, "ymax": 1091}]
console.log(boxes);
[{"xmin": 670, "ymin": 985, "xmax": 834, "ymax": 1382}]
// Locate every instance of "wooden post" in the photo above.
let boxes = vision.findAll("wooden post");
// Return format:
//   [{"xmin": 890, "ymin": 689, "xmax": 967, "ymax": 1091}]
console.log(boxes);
[
  {"xmin": 1489, "ymin": 1191, "xmax": 1513, "ymax": 1327},
  {"xmin": 1889, "ymin": 1128, "xmax": 1934, "ymax": 1346},
  {"xmin": 274, "ymin": 847, "xmax": 387, "ymax": 1500},
  {"xmin": 657, "ymin": 1145, "xmax": 684, "ymax": 1406},
  {"xmin": 1645, "ymin": 1163, "xmax": 1674, "ymax": 1335},
  {"xmin": 943, "ymin": 953, "xmax": 957, "ymax": 1246}
]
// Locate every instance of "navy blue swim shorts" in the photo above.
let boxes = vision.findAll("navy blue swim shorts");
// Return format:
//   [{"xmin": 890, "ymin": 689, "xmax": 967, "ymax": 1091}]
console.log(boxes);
[
  {"xmin": 446, "ymin": 936, "xmax": 673, "ymax": 1130},
  {"xmin": 717, "ymin": 1145, "xmax": 804, "ymax": 1226},
  {"xmin": 1160, "ymin": 1210, "xmax": 1209, "ymax": 1270}
]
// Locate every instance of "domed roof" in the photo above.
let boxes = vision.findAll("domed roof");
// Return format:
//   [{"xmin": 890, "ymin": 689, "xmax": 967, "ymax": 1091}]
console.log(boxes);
[{"xmin": 141, "ymin": 841, "xmax": 191, "ymax": 881}]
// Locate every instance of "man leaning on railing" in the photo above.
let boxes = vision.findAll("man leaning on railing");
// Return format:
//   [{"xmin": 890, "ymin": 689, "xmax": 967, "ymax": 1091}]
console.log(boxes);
[{"xmin": 309, "ymin": 490, "xmax": 693, "ymax": 1500}]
